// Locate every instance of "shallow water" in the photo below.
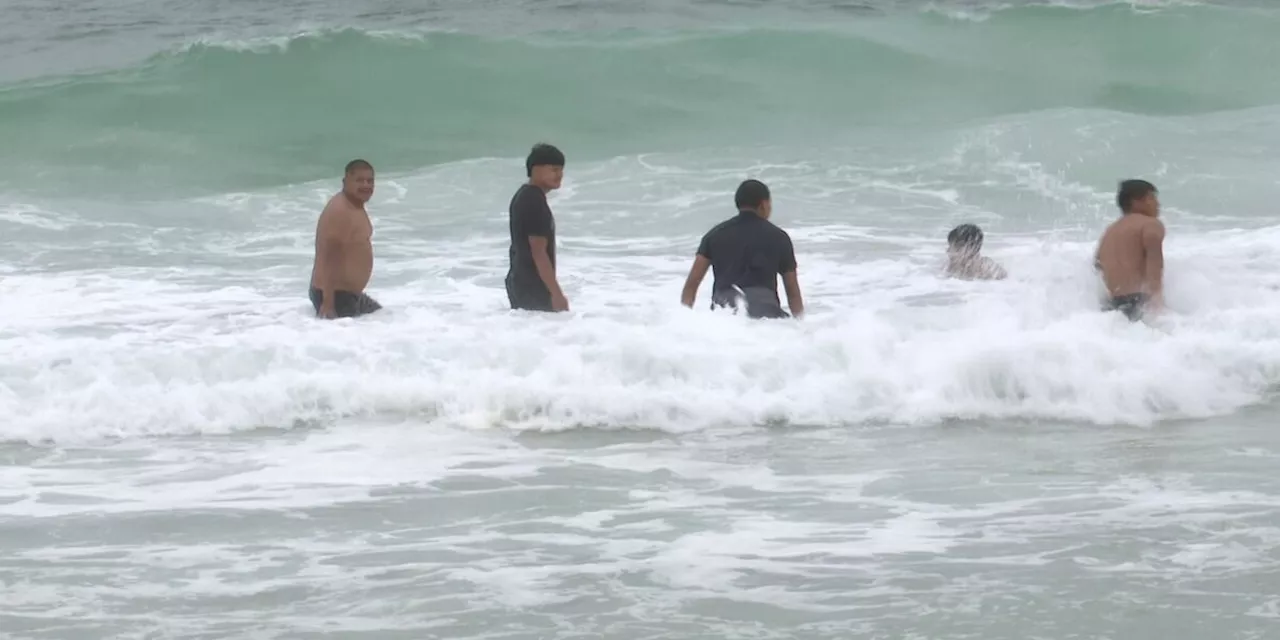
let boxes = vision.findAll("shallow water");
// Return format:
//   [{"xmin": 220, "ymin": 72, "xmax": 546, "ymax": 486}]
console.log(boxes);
[{"xmin": 5, "ymin": 1, "xmax": 1280, "ymax": 638}]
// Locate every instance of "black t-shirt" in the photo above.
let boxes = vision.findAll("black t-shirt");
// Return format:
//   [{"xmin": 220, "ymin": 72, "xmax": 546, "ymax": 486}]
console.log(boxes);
[
  {"xmin": 696, "ymin": 210, "xmax": 797, "ymax": 303},
  {"xmin": 506, "ymin": 183, "xmax": 556, "ymax": 298}
]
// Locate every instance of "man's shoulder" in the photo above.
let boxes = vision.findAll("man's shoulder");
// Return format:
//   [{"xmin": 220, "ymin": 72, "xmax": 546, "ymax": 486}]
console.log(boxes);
[
  {"xmin": 703, "ymin": 215, "xmax": 739, "ymax": 238},
  {"xmin": 319, "ymin": 194, "xmax": 359, "ymax": 224},
  {"xmin": 511, "ymin": 183, "xmax": 546, "ymax": 206},
  {"xmin": 1102, "ymin": 215, "xmax": 1139, "ymax": 238},
  {"xmin": 761, "ymin": 219, "xmax": 792, "ymax": 243},
  {"xmin": 322, "ymin": 193, "xmax": 347, "ymax": 212},
  {"xmin": 1141, "ymin": 216, "xmax": 1166, "ymax": 241},
  {"xmin": 1125, "ymin": 214, "xmax": 1164, "ymax": 235}
]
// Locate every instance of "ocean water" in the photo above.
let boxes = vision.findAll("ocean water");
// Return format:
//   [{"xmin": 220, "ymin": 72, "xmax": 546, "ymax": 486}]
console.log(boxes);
[{"xmin": 4, "ymin": 0, "xmax": 1280, "ymax": 638}]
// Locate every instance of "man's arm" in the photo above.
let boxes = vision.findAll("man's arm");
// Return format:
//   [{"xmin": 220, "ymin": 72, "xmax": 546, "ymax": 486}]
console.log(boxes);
[
  {"xmin": 682, "ymin": 233, "xmax": 715, "ymax": 308},
  {"xmin": 313, "ymin": 205, "xmax": 351, "ymax": 317},
  {"xmin": 779, "ymin": 235, "xmax": 804, "ymax": 318},
  {"xmin": 985, "ymin": 258, "xmax": 1008, "ymax": 281},
  {"xmin": 528, "ymin": 236, "xmax": 564, "ymax": 301},
  {"xmin": 781, "ymin": 271, "xmax": 804, "ymax": 318},
  {"xmin": 524, "ymin": 198, "xmax": 566, "ymax": 310},
  {"xmin": 681, "ymin": 255, "xmax": 711, "ymax": 308},
  {"xmin": 1142, "ymin": 221, "xmax": 1165, "ymax": 303}
]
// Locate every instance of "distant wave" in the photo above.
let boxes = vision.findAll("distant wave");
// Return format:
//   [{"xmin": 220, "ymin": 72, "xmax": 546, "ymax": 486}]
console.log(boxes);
[{"xmin": 0, "ymin": 2, "xmax": 1278, "ymax": 196}]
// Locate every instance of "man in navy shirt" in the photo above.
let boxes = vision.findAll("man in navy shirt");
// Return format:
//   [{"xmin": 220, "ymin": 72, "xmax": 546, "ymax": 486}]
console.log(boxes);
[
  {"xmin": 680, "ymin": 179, "xmax": 805, "ymax": 319},
  {"xmin": 505, "ymin": 143, "xmax": 568, "ymax": 312}
]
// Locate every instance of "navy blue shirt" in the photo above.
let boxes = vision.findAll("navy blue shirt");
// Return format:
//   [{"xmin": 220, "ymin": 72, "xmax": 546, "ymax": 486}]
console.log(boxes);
[{"xmin": 696, "ymin": 210, "xmax": 797, "ymax": 304}]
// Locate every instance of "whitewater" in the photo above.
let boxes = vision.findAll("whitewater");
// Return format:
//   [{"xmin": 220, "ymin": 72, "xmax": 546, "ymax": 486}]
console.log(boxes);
[{"xmin": 4, "ymin": 1, "xmax": 1280, "ymax": 639}]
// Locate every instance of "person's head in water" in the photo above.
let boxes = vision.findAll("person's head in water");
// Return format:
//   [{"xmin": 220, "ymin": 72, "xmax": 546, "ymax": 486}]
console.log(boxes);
[
  {"xmin": 1117, "ymin": 179, "xmax": 1159, "ymax": 217},
  {"xmin": 947, "ymin": 223, "xmax": 984, "ymax": 258},
  {"xmin": 526, "ymin": 143, "xmax": 565, "ymax": 191},
  {"xmin": 735, "ymin": 179, "xmax": 772, "ymax": 219},
  {"xmin": 342, "ymin": 159, "xmax": 375, "ymax": 204}
]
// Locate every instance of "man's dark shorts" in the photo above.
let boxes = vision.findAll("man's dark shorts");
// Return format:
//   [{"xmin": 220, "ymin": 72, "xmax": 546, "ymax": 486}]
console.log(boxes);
[
  {"xmin": 506, "ymin": 278, "xmax": 556, "ymax": 313},
  {"xmin": 309, "ymin": 287, "xmax": 382, "ymax": 319},
  {"xmin": 1103, "ymin": 293, "xmax": 1148, "ymax": 322},
  {"xmin": 712, "ymin": 286, "xmax": 790, "ymax": 320}
]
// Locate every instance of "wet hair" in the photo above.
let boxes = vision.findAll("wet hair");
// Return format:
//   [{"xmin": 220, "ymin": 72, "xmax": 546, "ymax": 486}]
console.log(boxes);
[
  {"xmin": 948, "ymin": 223, "xmax": 984, "ymax": 251},
  {"xmin": 1116, "ymin": 179, "xmax": 1157, "ymax": 213},
  {"xmin": 734, "ymin": 179, "xmax": 771, "ymax": 210},
  {"xmin": 526, "ymin": 143, "xmax": 565, "ymax": 177},
  {"xmin": 345, "ymin": 159, "xmax": 373, "ymax": 175}
]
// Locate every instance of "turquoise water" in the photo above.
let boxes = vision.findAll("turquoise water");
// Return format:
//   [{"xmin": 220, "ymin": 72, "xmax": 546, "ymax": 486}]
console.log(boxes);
[
  {"xmin": 3, "ymin": 1, "xmax": 1280, "ymax": 638},
  {"xmin": 3, "ymin": 2, "xmax": 1280, "ymax": 196}
]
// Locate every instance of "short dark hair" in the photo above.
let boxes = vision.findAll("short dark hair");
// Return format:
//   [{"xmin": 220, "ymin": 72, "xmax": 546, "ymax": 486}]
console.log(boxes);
[
  {"xmin": 1116, "ymin": 179, "xmax": 1156, "ymax": 213},
  {"xmin": 526, "ymin": 143, "xmax": 565, "ymax": 177},
  {"xmin": 734, "ymin": 179, "xmax": 771, "ymax": 210},
  {"xmin": 345, "ymin": 159, "xmax": 373, "ymax": 174},
  {"xmin": 948, "ymin": 223, "xmax": 984, "ymax": 250}
]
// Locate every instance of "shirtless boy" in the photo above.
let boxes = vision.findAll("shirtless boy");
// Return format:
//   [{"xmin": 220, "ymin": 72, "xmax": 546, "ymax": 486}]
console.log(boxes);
[
  {"xmin": 309, "ymin": 159, "xmax": 381, "ymax": 319},
  {"xmin": 944, "ymin": 223, "xmax": 1007, "ymax": 281},
  {"xmin": 1094, "ymin": 179, "xmax": 1165, "ymax": 321}
]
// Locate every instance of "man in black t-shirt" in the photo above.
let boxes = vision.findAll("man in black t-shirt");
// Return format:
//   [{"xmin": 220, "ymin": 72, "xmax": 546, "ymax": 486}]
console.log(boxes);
[
  {"xmin": 505, "ymin": 143, "xmax": 568, "ymax": 312},
  {"xmin": 680, "ymin": 179, "xmax": 805, "ymax": 319}
]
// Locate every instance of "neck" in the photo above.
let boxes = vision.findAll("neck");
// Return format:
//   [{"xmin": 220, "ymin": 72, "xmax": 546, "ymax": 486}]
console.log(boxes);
[{"xmin": 342, "ymin": 192, "xmax": 365, "ymax": 209}]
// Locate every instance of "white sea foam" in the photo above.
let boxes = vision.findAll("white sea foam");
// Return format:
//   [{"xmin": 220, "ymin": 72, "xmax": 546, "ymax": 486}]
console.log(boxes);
[
  {"xmin": 3, "ymin": 108, "xmax": 1280, "ymax": 446},
  {"xmin": 6, "ymin": 160, "xmax": 1280, "ymax": 444}
]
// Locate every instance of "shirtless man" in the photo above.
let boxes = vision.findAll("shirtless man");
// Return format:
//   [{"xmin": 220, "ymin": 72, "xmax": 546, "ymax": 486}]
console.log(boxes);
[
  {"xmin": 944, "ymin": 223, "xmax": 1007, "ymax": 281},
  {"xmin": 1094, "ymin": 179, "xmax": 1165, "ymax": 321},
  {"xmin": 308, "ymin": 159, "xmax": 382, "ymax": 319}
]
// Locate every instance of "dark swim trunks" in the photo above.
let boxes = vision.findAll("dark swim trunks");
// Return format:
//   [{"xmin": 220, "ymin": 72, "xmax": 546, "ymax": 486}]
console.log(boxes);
[
  {"xmin": 1103, "ymin": 293, "xmax": 1148, "ymax": 322},
  {"xmin": 505, "ymin": 278, "xmax": 556, "ymax": 313},
  {"xmin": 309, "ymin": 287, "xmax": 382, "ymax": 319},
  {"xmin": 711, "ymin": 286, "xmax": 790, "ymax": 320}
]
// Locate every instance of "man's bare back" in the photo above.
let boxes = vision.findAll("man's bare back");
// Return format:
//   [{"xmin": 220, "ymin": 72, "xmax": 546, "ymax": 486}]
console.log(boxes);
[
  {"xmin": 309, "ymin": 160, "xmax": 381, "ymax": 319},
  {"xmin": 1095, "ymin": 180, "xmax": 1165, "ymax": 320}
]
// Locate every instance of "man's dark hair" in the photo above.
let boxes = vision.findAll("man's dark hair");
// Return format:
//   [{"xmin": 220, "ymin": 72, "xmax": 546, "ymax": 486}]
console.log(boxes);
[
  {"xmin": 734, "ymin": 179, "xmax": 771, "ymax": 210},
  {"xmin": 526, "ymin": 143, "xmax": 565, "ymax": 177},
  {"xmin": 1116, "ymin": 179, "xmax": 1157, "ymax": 213},
  {"xmin": 345, "ymin": 159, "xmax": 373, "ymax": 174},
  {"xmin": 948, "ymin": 223, "xmax": 983, "ymax": 250}
]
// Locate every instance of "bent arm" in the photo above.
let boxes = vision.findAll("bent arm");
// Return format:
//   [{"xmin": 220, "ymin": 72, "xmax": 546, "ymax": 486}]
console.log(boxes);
[
  {"xmin": 528, "ymin": 236, "xmax": 563, "ymax": 298},
  {"xmin": 1142, "ymin": 223, "xmax": 1165, "ymax": 300},
  {"xmin": 681, "ymin": 255, "xmax": 712, "ymax": 307}
]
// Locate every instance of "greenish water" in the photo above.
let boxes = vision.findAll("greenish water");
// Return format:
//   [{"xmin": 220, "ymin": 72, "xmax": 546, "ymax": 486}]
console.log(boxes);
[
  {"xmin": 2, "ymin": 2, "xmax": 1280, "ymax": 196},
  {"xmin": 4, "ymin": 2, "xmax": 1280, "ymax": 639}
]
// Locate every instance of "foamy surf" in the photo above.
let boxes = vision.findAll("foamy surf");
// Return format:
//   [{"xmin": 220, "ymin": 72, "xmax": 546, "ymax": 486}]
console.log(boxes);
[
  {"xmin": 5, "ymin": 3, "xmax": 1280, "ymax": 638},
  {"xmin": 6, "ymin": 148, "xmax": 1280, "ymax": 444}
]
